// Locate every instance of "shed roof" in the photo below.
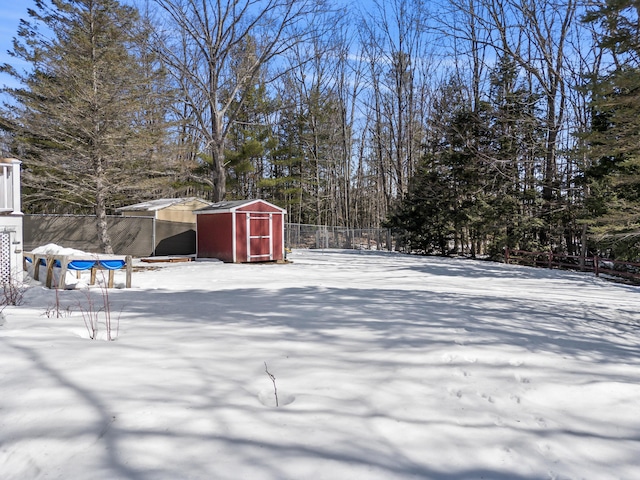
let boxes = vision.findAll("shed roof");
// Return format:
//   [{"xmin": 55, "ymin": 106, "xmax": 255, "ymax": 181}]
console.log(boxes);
[
  {"xmin": 195, "ymin": 199, "xmax": 286, "ymax": 214},
  {"xmin": 117, "ymin": 197, "xmax": 211, "ymax": 212}
]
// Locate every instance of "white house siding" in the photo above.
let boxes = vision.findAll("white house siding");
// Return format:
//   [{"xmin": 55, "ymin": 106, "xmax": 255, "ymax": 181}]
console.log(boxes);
[{"xmin": 0, "ymin": 159, "xmax": 23, "ymax": 282}]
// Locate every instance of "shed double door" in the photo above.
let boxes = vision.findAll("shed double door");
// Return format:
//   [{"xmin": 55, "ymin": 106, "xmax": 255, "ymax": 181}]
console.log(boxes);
[{"xmin": 245, "ymin": 213, "xmax": 273, "ymax": 262}]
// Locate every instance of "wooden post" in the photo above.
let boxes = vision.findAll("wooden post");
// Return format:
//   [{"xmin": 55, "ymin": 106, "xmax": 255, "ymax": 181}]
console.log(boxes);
[
  {"xmin": 579, "ymin": 224, "xmax": 587, "ymax": 271},
  {"xmin": 33, "ymin": 255, "xmax": 42, "ymax": 281},
  {"xmin": 108, "ymin": 270, "xmax": 115, "ymax": 288},
  {"xmin": 58, "ymin": 256, "xmax": 69, "ymax": 289},
  {"xmin": 22, "ymin": 253, "xmax": 34, "ymax": 272},
  {"xmin": 505, "ymin": 247, "xmax": 510, "ymax": 264},
  {"xmin": 594, "ymin": 255, "xmax": 599, "ymax": 277},
  {"xmin": 125, "ymin": 255, "xmax": 132, "ymax": 288},
  {"xmin": 548, "ymin": 251, "xmax": 553, "ymax": 269},
  {"xmin": 45, "ymin": 255, "xmax": 55, "ymax": 288},
  {"xmin": 90, "ymin": 267, "xmax": 97, "ymax": 285}
]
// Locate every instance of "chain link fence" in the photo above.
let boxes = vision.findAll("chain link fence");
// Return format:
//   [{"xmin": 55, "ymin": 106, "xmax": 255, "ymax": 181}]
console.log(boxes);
[{"xmin": 284, "ymin": 223, "xmax": 394, "ymax": 251}]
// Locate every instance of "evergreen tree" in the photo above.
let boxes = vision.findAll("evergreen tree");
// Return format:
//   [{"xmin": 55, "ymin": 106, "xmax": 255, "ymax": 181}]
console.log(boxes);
[
  {"xmin": 583, "ymin": 0, "xmax": 640, "ymax": 258},
  {"xmin": 225, "ymin": 77, "xmax": 277, "ymax": 200},
  {"xmin": 0, "ymin": 0, "xmax": 173, "ymax": 253},
  {"xmin": 264, "ymin": 83, "xmax": 308, "ymax": 224},
  {"xmin": 389, "ymin": 78, "xmax": 483, "ymax": 255},
  {"xmin": 389, "ymin": 62, "xmax": 549, "ymax": 257},
  {"xmin": 389, "ymin": 157, "xmax": 456, "ymax": 255},
  {"xmin": 487, "ymin": 55, "xmax": 546, "ymax": 253}
]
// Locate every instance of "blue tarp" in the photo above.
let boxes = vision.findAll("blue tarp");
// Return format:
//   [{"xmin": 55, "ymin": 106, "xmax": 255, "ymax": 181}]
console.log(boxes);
[
  {"xmin": 31, "ymin": 257, "xmax": 125, "ymax": 270},
  {"xmin": 98, "ymin": 260, "xmax": 126, "ymax": 270}
]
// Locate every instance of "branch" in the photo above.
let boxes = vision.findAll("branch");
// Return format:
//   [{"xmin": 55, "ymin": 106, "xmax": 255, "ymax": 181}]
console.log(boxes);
[{"xmin": 264, "ymin": 361, "xmax": 279, "ymax": 407}]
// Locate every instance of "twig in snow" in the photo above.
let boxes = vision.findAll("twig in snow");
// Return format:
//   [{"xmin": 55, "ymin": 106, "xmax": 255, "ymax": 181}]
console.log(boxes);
[{"xmin": 264, "ymin": 362, "xmax": 279, "ymax": 407}]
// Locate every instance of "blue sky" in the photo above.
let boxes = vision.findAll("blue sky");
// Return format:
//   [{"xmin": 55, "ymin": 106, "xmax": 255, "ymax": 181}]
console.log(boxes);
[
  {"xmin": 0, "ymin": 1, "xmax": 35, "ymax": 90},
  {"xmin": 0, "ymin": 0, "xmax": 418, "ymax": 95}
]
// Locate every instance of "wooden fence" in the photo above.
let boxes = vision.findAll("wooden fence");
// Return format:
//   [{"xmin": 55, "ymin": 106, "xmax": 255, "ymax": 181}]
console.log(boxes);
[{"xmin": 504, "ymin": 248, "xmax": 640, "ymax": 283}]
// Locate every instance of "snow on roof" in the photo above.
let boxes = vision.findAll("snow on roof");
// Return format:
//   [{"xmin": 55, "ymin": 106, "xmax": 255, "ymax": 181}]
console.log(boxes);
[
  {"xmin": 195, "ymin": 199, "xmax": 285, "ymax": 213},
  {"xmin": 198, "ymin": 199, "xmax": 255, "ymax": 211},
  {"xmin": 117, "ymin": 197, "xmax": 211, "ymax": 212}
]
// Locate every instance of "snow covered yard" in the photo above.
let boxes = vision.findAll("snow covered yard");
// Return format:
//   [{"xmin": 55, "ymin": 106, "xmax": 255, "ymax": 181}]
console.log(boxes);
[{"xmin": 1, "ymin": 249, "xmax": 639, "ymax": 480}]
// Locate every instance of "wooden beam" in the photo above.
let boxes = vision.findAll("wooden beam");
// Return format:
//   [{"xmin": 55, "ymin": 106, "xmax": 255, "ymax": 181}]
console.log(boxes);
[
  {"xmin": 58, "ymin": 255, "xmax": 69, "ymax": 289},
  {"xmin": 125, "ymin": 255, "xmax": 132, "ymax": 288},
  {"xmin": 32, "ymin": 255, "xmax": 43, "ymax": 281},
  {"xmin": 45, "ymin": 255, "xmax": 55, "ymax": 288}
]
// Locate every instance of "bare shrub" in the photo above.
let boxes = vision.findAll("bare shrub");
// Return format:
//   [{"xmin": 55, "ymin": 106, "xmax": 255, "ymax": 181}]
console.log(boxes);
[
  {"xmin": 1, "ymin": 274, "xmax": 26, "ymax": 309},
  {"xmin": 44, "ymin": 287, "xmax": 72, "ymax": 318},
  {"xmin": 75, "ymin": 272, "xmax": 120, "ymax": 341}
]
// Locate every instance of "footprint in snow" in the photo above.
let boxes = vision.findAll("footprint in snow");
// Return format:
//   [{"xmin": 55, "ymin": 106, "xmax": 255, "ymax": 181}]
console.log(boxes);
[
  {"xmin": 441, "ymin": 353, "xmax": 455, "ymax": 363},
  {"xmin": 479, "ymin": 392, "xmax": 495, "ymax": 403}
]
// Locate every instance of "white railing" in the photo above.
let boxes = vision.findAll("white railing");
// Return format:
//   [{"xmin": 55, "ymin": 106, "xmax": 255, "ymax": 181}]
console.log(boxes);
[{"xmin": 0, "ymin": 160, "xmax": 21, "ymax": 214}]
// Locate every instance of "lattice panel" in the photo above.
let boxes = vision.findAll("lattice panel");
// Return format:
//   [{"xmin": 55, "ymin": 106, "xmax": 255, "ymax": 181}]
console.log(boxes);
[{"xmin": 0, "ymin": 232, "xmax": 10, "ymax": 283}]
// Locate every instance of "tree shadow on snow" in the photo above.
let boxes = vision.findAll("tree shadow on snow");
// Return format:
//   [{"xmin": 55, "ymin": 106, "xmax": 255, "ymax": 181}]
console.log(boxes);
[
  {"xmin": 112, "ymin": 285, "xmax": 640, "ymax": 366},
  {"xmin": 5, "ymin": 251, "xmax": 640, "ymax": 480}
]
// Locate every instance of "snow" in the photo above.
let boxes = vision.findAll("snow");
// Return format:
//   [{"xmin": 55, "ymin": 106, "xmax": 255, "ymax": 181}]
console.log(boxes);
[
  {"xmin": 31, "ymin": 243, "xmax": 89, "ymax": 257},
  {"xmin": 2, "ymin": 248, "xmax": 640, "ymax": 479}
]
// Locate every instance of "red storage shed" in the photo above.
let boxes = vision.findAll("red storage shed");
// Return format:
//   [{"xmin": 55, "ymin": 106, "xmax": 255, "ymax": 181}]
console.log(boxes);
[{"xmin": 195, "ymin": 199, "xmax": 287, "ymax": 263}]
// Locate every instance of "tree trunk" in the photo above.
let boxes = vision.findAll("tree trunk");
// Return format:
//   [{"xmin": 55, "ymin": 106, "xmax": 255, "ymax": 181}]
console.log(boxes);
[
  {"xmin": 95, "ymin": 173, "xmax": 113, "ymax": 254},
  {"xmin": 211, "ymin": 111, "xmax": 226, "ymax": 202},
  {"xmin": 211, "ymin": 143, "xmax": 227, "ymax": 202}
]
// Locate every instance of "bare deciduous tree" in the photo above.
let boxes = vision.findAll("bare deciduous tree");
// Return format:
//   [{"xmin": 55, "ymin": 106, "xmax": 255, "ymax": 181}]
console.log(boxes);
[
  {"xmin": 359, "ymin": 0, "xmax": 433, "ymax": 211},
  {"xmin": 153, "ymin": 0, "xmax": 327, "ymax": 202}
]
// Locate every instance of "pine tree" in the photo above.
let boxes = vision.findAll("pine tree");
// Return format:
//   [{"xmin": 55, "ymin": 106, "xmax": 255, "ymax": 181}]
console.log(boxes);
[
  {"xmin": 0, "ymin": 0, "xmax": 173, "ymax": 253},
  {"xmin": 225, "ymin": 70, "xmax": 277, "ymax": 200},
  {"xmin": 487, "ymin": 55, "xmax": 546, "ymax": 253},
  {"xmin": 389, "ymin": 62, "xmax": 550, "ymax": 257},
  {"xmin": 583, "ymin": 0, "xmax": 640, "ymax": 258},
  {"xmin": 264, "ymin": 85, "xmax": 307, "ymax": 224},
  {"xmin": 388, "ymin": 157, "xmax": 456, "ymax": 255},
  {"xmin": 389, "ymin": 78, "xmax": 481, "ymax": 255}
]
